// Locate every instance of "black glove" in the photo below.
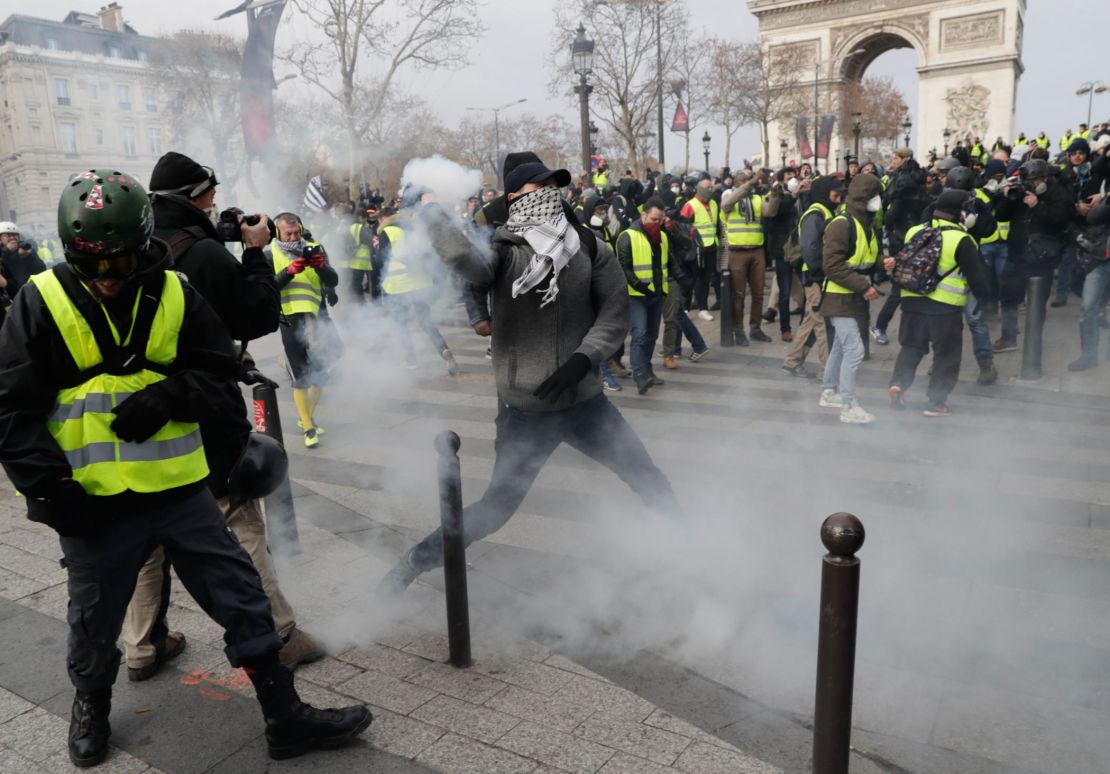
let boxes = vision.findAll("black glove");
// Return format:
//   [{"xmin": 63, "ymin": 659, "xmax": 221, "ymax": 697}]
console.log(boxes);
[
  {"xmin": 27, "ymin": 479, "xmax": 102, "ymax": 538},
  {"xmin": 632, "ymin": 281, "xmax": 654, "ymax": 297},
  {"xmin": 533, "ymin": 353, "xmax": 592, "ymax": 403},
  {"xmin": 110, "ymin": 383, "xmax": 172, "ymax": 442},
  {"xmin": 239, "ymin": 365, "xmax": 279, "ymax": 389}
]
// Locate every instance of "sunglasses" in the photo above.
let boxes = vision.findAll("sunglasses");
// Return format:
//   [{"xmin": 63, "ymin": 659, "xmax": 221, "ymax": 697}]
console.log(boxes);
[{"xmin": 68, "ymin": 252, "xmax": 139, "ymax": 281}]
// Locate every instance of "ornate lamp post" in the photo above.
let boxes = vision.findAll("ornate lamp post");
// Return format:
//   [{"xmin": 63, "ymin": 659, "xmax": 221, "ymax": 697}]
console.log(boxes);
[
  {"xmin": 588, "ymin": 122, "xmax": 598, "ymax": 156},
  {"xmin": 942, "ymin": 127, "xmax": 951, "ymax": 157},
  {"xmin": 902, "ymin": 115, "xmax": 912, "ymax": 149},
  {"xmin": 702, "ymin": 131, "xmax": 711, "ymax": 173},
  {"xmin": 851, "ymin": 112, "xmax": 862, "ymax": 161},
  {"xmin": 780, "ymin": 138, "xmax": 788, "ymax": 169},
  {"xmin": 571, "ymin": 24, "xmax": 595, "ymax": 178}
]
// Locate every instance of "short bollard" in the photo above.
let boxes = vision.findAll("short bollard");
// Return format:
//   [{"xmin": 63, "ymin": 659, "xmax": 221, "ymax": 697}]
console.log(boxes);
[
  {"xmin": 812, "ymin": 512, "xmax": 865, "ymax": 774},
  {"xmin": 1021, "ymin": 274, "xmax": 1050, "ymax": 380},
  {"xmin": 436, "ymin": 431, "xmax": 472, "ymax": 668},
  {"xmin": 719, "ymin": 269, "xmax": 735, "ymax": 347},
  {"xmin": 251, "ymin": 383, "xmax": 302, "ymax": 557}
]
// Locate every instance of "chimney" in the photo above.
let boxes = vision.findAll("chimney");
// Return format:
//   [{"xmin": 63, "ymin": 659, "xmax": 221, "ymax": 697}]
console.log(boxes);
[{"xmin": 97, "ymin": 3, "xmax": 124, "ymax": 33}]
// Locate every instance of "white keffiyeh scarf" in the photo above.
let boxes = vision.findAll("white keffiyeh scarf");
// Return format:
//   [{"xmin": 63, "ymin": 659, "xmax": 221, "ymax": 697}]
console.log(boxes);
[{"xmin": 504, "ymin": 186, "xmax": 580, "ymax": 307}]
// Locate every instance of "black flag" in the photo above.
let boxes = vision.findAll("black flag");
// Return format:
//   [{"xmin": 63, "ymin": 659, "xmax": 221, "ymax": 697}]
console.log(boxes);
[{"xmin": 238, "ymin": 1, "xmax": 286, "ymax": 157}]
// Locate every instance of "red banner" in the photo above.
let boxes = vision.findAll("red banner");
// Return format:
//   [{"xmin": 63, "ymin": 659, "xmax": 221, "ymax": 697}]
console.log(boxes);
[{"xmin": 671, "ymin": 102, "xmax": 689, "ymax": 133}]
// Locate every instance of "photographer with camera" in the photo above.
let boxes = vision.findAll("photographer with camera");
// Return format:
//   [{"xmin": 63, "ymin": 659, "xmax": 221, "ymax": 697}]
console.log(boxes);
[{"xmin": 992, "ymin": 158, "xmax": 1074, "ymax": 352}]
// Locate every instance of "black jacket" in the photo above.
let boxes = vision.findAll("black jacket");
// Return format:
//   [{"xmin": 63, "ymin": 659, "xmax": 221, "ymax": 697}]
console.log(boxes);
[
  {"xmin": 151, "ymin": 194, "xmax": 280, "ymax": 344},
  {"xmin": 996, "ymin": 177, "xmax": 1074, "ymax": 263},
  {"xmin": 616, "ymin": 221, "xmax": 688, "ymax": 295},
  {"xmin": 1, "ymin": 249, "xmax": 46, "ymax": 296},
  {"xmin": 0, "ymin": 245, "xmax": 247, "ymax": 513}
]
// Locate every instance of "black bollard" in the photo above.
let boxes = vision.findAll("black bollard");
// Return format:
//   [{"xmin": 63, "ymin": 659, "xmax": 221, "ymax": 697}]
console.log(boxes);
[
  {"xmin": 812, "ymin": 512, "xmax": 865, "ymax": 774},
  {"xmin": 435, "ymin": 430, "xmax": 471, "ymax": 668},
  {"xmin": 719, "ymin": 269, "xmax": 735, "ymax": 347},
  {"xmin": 1020, "ymin": 274, "xmax": 1049, "ymax": 380},
  {"xmin": 251, "ymin": 384, "xmax": 302, "ymax": 557}
]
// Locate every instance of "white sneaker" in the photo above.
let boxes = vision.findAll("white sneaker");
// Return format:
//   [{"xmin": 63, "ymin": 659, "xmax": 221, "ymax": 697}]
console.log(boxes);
[
  {"xmin": 840, "ymin": 400, "xmax": 875, "ymax": 424},
  {"xmin": 818, "ymin": 389, "xmax": 843, "ymax": 408},
  {"xmin": 698, "ymin": 310, "xmax": 714, "ymax": 321}
]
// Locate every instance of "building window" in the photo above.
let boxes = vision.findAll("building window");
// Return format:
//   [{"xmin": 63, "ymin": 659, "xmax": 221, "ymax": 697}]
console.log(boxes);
[
  {"xmin": 109, "ymin": 46, "xmax": 121, "ymax": 59},
  {"xmin": 89, "ymin": 83, "xmax": 98, "ymax": 101},
  {"xmin": 122, "ymin": 127, "xmax": 136, "ymax": 157},
  {"xmin": 45, "ymin": 38, "xmax": 58, "ymax": 50},
  {"xmin": 54, "ymin": 78, "xmax": 70, "ymax": 106},
  {"xmin": 137, "ymin": 50, "xmax": 148, "ymax": 62},
  {"xmin": 95, "ymin": 128, "xmax": 104, "ymax": 145},
  {"xmin": 117, "ymin": 84, "xmax": 130, "ymax": 110},
  {"xmin": 143, "ymin": 87, "xmax": 157, "ymax": 113},
  {"xmin": 148, "ymin": 127, "xmax": 162, "ymax": 157},
  {"xmin": 60, "ymin": 122, "xmax": 77, "ymax": 154}
]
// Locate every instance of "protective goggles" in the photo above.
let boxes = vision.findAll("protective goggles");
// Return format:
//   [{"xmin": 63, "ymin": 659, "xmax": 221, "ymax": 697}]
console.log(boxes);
[{"xmin": 67, "ymin": 251, "xmax": 140, "ymax": 281}]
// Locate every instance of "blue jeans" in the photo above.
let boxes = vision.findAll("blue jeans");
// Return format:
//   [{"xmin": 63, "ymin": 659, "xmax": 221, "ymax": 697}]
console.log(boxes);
[
  {"xmin": 675, "ymin": 307, "xmax": 707, "ymax": 355},
  {"xmin": 822, "ymin": 316, "xmax": 865, "ymax": 403},
  {"xmin": 980, "ymin": 242, "xmax": 1008, "ymax": 305},
  {"xmin": 964, "ymin": 293, "xmax": 994, "ymax": 361},
  {"xmin": 1080, "ymin": 261, "xmax": 1110, "ymax": 360},
  {"xmin": 629, "ymin": 296, "xmax": 663, "ymax": 377}
]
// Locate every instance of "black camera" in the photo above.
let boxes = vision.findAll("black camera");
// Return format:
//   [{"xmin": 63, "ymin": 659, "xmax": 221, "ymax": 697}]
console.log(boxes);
[
  {"xmin": 303, "ymin": 244, "xmax": 325, "ymax": 262},
  {"xmin": 216, "ymin": 208, "xmax": 276, "ymax": 243}
]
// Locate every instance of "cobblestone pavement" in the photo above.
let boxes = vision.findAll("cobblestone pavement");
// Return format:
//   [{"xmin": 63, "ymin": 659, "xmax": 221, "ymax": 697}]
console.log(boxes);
[{"xmin": 1, "ymin": 292, "xmax": 1107, "ymax": 773}]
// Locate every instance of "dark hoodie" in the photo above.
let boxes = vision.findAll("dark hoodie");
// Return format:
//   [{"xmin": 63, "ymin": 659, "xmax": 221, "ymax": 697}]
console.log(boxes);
[
  {"xmin": 0, "ymin": 240, "xmax": 247, "ymax": 512},
  {"xmin": 798, "ymin": 177, "xmax": 841, "ymax": 284},
  {"xmin": 819, "ymin": 174, "xmax": 881, "ymax": 319}
]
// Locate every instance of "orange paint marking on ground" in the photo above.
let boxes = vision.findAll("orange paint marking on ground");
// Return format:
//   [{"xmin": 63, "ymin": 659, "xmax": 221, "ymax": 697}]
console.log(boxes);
[
  {"xmin": 198, "ymin": 686, "xmax": 231, "ymax": 702},
  {"xmin": 180, "ymin": 668, "xmax": 252, "ymax": 701}
]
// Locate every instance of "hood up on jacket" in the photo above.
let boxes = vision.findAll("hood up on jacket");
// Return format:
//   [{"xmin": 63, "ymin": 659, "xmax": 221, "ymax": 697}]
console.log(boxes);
[{"xmin": 844, "ymin": 173, "xmax": 881, "ymax": 221}]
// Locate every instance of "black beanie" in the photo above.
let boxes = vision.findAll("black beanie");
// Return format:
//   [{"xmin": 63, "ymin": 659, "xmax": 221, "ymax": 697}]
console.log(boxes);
[
  {"xmin": 149, "ymin": 152, "xmax": 216, "ymax": 197},
  {"xmin": 934, "ymin": 188, "xmax": 968, "ymax": 220}
]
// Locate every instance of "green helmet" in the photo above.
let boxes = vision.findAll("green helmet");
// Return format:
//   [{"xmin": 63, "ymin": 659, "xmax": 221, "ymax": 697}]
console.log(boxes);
[{"xmin": 58, "ymin": 170, "xmax": 153, "ymax": 260}]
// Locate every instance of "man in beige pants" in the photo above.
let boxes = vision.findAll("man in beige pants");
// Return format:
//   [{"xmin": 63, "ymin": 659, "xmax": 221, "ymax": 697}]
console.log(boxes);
[{"xmin": 719, "ymin": 172, "xmax": 780, "ymax": 346}]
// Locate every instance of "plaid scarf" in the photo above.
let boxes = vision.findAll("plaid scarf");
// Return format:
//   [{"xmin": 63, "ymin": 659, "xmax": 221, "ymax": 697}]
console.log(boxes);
[{"xmin": 505, "ymin": 186, "xmax": 580, "ymax": 307}]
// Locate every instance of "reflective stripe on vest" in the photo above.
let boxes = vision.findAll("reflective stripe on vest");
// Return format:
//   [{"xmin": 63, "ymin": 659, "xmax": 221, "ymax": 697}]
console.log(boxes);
[
  {"xmin": 899, "ymin": 221, "xmax": 971, "ymax": 307},
  {"xmin": 380, "ymin": 225, "xmax": 433, "ymax": 295},
  {"xmin": 623, "ymin": 228, "xmax": 669, "ymax": 297},
  {"xmin": 823, "ymin": 215, "xmax": 878, "ymax": 295},
  {"xmin": 797, "ymin": 202, "xmax": 833, "ymax": 278},
  {"xmin": 272, "ymin": 241, "xmax": 323, "ymax": 316},
  {"xmin": 30, "ymin": 270, "xmax": 208, "ymax": 496},
  {"xmin": 688, "ymin": 198, "xmax": 719, "ymax": 246},
  {"xmin": 725, "ymin": 195, "xmax": 763, "ymax": 248},
  {"xmin": 348, "ymin": 223, "xmax": 373, "ymax": 270},
  {"xmin": 973, "ymin": 188, "xmax": 1003, "ymax": 244}
]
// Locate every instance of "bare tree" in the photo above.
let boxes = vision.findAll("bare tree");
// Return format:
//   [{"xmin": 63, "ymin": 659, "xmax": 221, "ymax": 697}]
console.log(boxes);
[
  {"xmin": 668, "ymin": 25, "xmax": 712, "ymax": 172},
  {"xmin": 149, "ymin": 31, "xmax": 244, "ymax": 189},
  {"xmin": 719, "ymin": 40, "xmax": 806, "ymax": 167},
  {"xmin": 282, "ymin": 0, "xmax": 483, "ymax": 199},
  {"xmin": 839, "ymin": 76, "xmax": 908, "ymax": 159},
  {"xmin": 705, "ymin": 38, "xmax": 745, "ymax": 170},
  {"xmin": 549, "ymin": 0, "xmax": 687, "ymax": 177}
]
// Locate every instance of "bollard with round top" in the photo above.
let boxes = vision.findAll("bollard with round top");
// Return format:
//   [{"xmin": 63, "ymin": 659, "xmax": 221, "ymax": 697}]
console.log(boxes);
[
  {"xmin": 435, "ymin": 430, "xmax": 471, "ymax": 668},
  {"xmin": 812, "ymin": 512, "xmax": 865, "ymax": 774},
  {"xmin": 251, "ymin": 383, "xmax": 301, "ymax": 557}
]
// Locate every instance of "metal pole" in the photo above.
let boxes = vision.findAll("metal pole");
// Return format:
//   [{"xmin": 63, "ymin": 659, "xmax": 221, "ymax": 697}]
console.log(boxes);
[
  {"xmin": 436, "ymin": 430, "xmax": 472, "ymax": 668},
  {"xmin": 812, "ymin": 512, "xmax": 865, "ymax": 774},
  {"xmin": 1088, "ymin": 90, "xmax": 1095, "ymax": 128},
  {"xmin": 719, "ymin": 265, "xmax": 734, "ymax": 346},
  {"xmin": 656, "ymin": 1, "xmax": 665, "ymax": 169},
  {"xmin": 577, "ymin": 77, "xmax": 592, "ymax": 178},
  {"xmin": 813, "ymin": 62, "xmax": 819, "ymax": 173},
  {"xmin": 704, "ymin": 147, "xmax": 710, "ymax": 172},
  {"xmin": 494, "ymin": 110, "xmax": 502, "ymax": 190},
  {"xmin": 251, "ymin": 383, "xmax": 301, "ymax": 557},
  {"xmin": 1021, "ymin": 274, "xmax": 1049, "ymax": 380}
]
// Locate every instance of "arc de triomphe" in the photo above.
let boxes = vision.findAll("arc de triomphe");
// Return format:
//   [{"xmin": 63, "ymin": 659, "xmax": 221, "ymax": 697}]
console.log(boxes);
[{"xmin": 749, "ymin": 0, "xmax": 1025, "ymax": 168}]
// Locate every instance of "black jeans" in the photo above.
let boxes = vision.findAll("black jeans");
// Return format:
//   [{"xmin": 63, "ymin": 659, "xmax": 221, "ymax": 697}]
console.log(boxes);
[
  {"xmin": 60, "ymin": 489, "xmax": 282, "ymax": 693},
  {"xmin": 409, "ymin": 394, "xmax": 678, "ymax": 570},
  {"xmin": 891, "ymin": 310, "xmax": 964, "ymax": 405},
  {"xmin": 876, "ymin": 285, "xmax": 901, "ymax": 332},
  {"xmin": 692, "ymin": 245, "xmax": 719, "ymax": 310},
  {"xmin": 774, "ymin": 259, "xmax": 795, "ymax": 332}
]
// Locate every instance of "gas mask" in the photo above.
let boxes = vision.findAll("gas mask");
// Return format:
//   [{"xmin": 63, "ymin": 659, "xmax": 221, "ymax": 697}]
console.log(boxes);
[
  {"xmin": 1033, "ymin": 180, "xmax": 1047, "ymax": 195},
  {"xmin": 866, "ymin": 194, "xmax": 882, "ymax": 212},
  {"xmin": 786, "ymin": 177, "xmax": 800, "ymax": 194}
]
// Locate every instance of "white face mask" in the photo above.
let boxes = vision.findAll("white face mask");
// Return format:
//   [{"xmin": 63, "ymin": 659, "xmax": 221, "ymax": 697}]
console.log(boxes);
[
  {"xmin": 786, "ymin": 177, "xmax": 800, "ymax": 194},
  {"xmin": 590, "ymin": 214, "xmax": 605, "ymax": 228},
  {"xmin": 962, "ymin": 211, "xmax": 978, "ymax": 229},
  {"xmin": 670, "ymin": 186, "xmax": 680, "ymax": 194},
  {"xmin": 1033, "ymin": 181, "xmax": 1047, "ymax": 195},
  {"xmin": 866, "ymin": 194, "xmax": 882, "ymax": 212},
  {"xmin": 984, "ymin": 178, "xmax": 1002, "ymax": 193}
]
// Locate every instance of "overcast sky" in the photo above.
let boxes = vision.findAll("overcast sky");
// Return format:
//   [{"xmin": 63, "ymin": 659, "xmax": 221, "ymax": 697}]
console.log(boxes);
[{"xmin": 11, "ymin": 0, "xmax": 1108, "ymax": 169}]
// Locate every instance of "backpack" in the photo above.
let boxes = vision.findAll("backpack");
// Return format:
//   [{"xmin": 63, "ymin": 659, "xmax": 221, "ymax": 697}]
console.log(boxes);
[{"xmin": 890, "ymin": 226, "xmax": 957, "ymax": 295}]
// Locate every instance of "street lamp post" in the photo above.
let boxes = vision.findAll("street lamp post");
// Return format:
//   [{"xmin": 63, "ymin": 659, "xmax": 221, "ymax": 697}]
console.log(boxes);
[
  {"xmin": 812, "ymin": 49, "xmax": 865, "ymax": 174},
  {"xmin": 702, "ymin": 131, "xmax": 711, "ymax": 172},
  {"xmin": 942, "ymin": 127, "xmax": 951, "ymax": 157},
  {"xmin": 902, "ymin": 115, "xmax": 912, "ymax": 150},
  {"xmin": 571, "ymin": 24, "xmax": 595, "ymax": 179},
  {"xmin": 589, "ymin": 122, "xmax": 599, "ymax": 156},
  {"xmin": 466, "ymin": 98, "xmax": 527, "ymax": 190},
  {"xmin": 655, "ymin": 0, "xmax": 666, "ymax": 169},
  {"xmin": 851, "ymin": 112, "xmax": 862, "ymax": 161},
  {"xmin": 1077, "ymin": 81, "xmax": 1108, "ymax": 127},
  {"xmin": 780, "ymin": 138, "xmax": 788, "ymax": 169}
]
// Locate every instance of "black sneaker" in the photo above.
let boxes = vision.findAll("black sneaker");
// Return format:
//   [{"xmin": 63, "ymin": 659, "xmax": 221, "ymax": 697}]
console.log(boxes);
[
  {"xmin": 750, "ymin": 328, "xmax": 772, "ymax": 343},
  {"xmin": 762, "ymin": 309, "xmax": 777, "ymax": 323},
  {"xmin": 1050, "ymin": 295, "xmax": 1068, "ymax": 308},
  {"xmin": 69, "ymin": 689, "xmax": 111, "ymax": 768},
  {"xmin": 635, "ymin": 373, "xmax": 653, "ymax": 394},
  {"xmin": 266, "ymin": 702, "xmax": 372, "ymax": 760},
  {"xmin": 1068, "ymin": 356, "xmax": 1097, "ymax": 372}
]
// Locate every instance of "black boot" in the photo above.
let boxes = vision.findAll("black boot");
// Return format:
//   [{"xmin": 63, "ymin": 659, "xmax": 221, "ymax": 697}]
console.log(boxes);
[
  {"xmin": 634, "ymin": 373, "xmax": 653, "ymax": 395},
  {"xmin": 647, "ymin": 368, "xmax": 665, "ymax": 387},
  {"xmin": 976, "ymin": 356, "xmax": 999, "ymax": 385},
  {"xmin": 69, "ymin": 688, "xmax": 111, "ymax": 768},
  {"xmin": 250, "ymin": 661, "xmax": 372, "ymax": 760}
]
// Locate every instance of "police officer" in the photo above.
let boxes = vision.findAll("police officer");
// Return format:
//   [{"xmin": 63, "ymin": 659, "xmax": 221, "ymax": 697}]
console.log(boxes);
[{"xmin": 0, "ymin": 170, "xmax": 370, "ymax": 766}]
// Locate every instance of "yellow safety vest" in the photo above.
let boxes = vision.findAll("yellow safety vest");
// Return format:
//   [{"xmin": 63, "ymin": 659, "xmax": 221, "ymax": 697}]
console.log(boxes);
[
  {"xmin": 1079, "ymin": 129, "xmax": 1091, "ymax": 140},
  {"xmin": 1060, "ymin": 134, "xmax": 1074, "ymax": 152},
  {"xmin": 724, "ymin": 194, "xmax": 763, "ymax": 248},
  {"xmin": 797, "ymin": 202, "xmax": 833, "ymax": 280},
  {"xmin": 348, "ymin": 223, "xmax": 373, "ymax": 271},
  {"xmin": 822, "ymin": 214, "xmax": 878, "ymax": 295},
  {"xmin": 1035, "ymin": 137, "xmax": 1050, "ymax": 149},
  {"xmin": 973, "ymin": 188, "xmax": 1008, "ymax": 244},
  {"xmin": 271, "ymin": 240, "xmax": 323, "ymax": 317},
  {"xmin": 380, "ymin": 225, "xmax": 433, "ymax": 295},
  {"xmin": 31, "ymin": 269, "xmax": 208, "ymax": 496},
  {"xmin": 37, "ymin": 242, "xmax": 54, "ymax": 265},
  {"xmin": 688, "ymin": 197, "xmax": 719, "ymax": 247},
  {"xmin": 622, "ymin": 228, "xmax": 669, "ymax": 297},
  {"xmin": 592, "ymin": 171, "xmax": 609, "ymax": 189},
  {"xmin": 900, "ymin": 220, "xmax": 972, "ymax": 308}
]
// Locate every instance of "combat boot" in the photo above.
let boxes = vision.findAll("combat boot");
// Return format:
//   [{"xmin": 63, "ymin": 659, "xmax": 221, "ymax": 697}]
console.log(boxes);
[
  {"xmin": 250, "ymin": 663, "xmax": 372, "ymax": 760},
  {"xmin": 976, "ymin": 356, "xmax": 998, "ymax": 386},
  {"xmin": 69, "ymin": 688, "xmax": 111, "ymax": 768}
]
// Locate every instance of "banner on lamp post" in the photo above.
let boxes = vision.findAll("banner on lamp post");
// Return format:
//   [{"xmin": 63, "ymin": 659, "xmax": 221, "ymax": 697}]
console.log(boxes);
[{"xmin": 671, "ymin": 102, "xmax": 689, "ymax": 134}]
